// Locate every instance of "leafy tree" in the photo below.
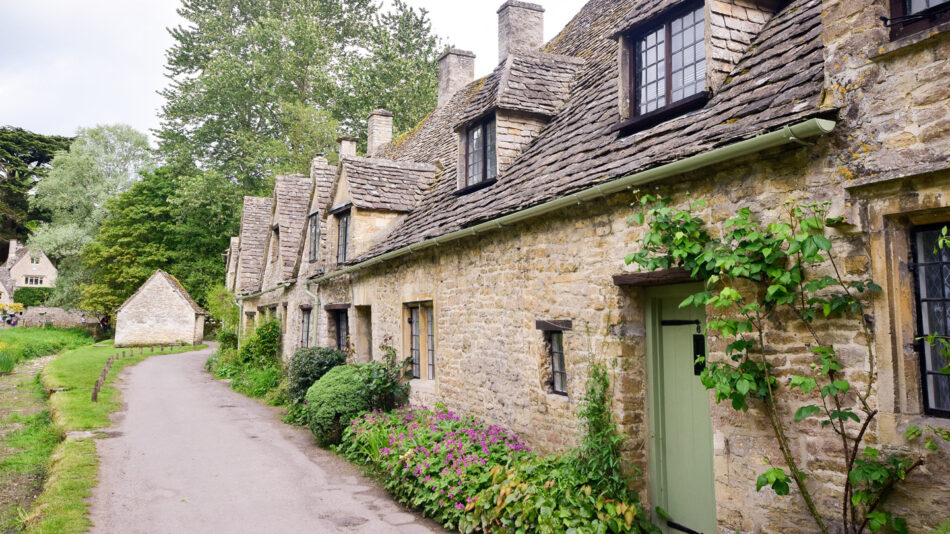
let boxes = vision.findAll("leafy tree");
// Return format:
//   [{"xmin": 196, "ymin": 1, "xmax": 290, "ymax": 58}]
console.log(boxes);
[
  {"xmin": 0, "ymin": 127, "xmax": 71, "ymax": 245},
  {"xmin": 158, "ymin": 0, "xmax": 442, "ymax": 188}
]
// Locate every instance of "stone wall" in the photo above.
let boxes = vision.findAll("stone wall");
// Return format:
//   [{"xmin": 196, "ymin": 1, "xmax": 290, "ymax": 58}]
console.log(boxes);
[
  {"xmin": 706, "ymin": 0, "xmax": 772, "ymax": 91},
  {"xmin": 115, "ymin": 276, "xmax": 204, "ymax": 346},
  {"xmin": 20, "ymin": 306, "xmax": 88, "ymax": 328}
]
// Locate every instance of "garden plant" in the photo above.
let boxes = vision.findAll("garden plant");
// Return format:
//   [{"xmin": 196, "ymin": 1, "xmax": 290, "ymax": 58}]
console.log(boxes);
[{"xmin": 626, "ymin": 196, "xmax": 949, "ymax": 533}]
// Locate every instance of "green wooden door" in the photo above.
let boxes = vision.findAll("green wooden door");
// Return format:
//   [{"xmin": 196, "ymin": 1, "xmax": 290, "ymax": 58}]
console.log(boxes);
[{"xmin": 646, "ymin": 285, "xmax": 717, "ymax": 534}]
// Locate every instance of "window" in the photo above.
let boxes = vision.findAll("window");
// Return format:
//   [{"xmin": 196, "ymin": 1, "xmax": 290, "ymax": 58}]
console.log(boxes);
[
  {"xmin": 887, "ymin": 0, "xmax": 950, "ymax": 39},
  {"xmin": 410, "ymin": 307, "xmax": 421, "ymax": 379},
  {"xmin": 405, "ymin": 303, "xmax": 435, "ymax": 380},
  {"xmin": 623, "ymin": 3, "xmax": 708, "ymax": 132},
  {"xmin": 334, "ymin": 310, "xmax": 349, "ymax": 351},
  {"xmin": 308, "ymin": 212, "xmax": 320, "ymax": 262},
  {"xmin": 548, "ymin": 332, "xmax": 567, "ymax": 395},
  {"xmin": 911, "ymin": 225, "xmax": 950, "ymax": 417},
  {"xmin": 336, "ymin": 211, "xmax": 350, "ymax": 264},
  {"xmin": 300, "ymin": 308, "xmax": 312, "ymax": 348},
  {"xmin": 465, "ymin": 116, "xmax": 497, "ymax": 187},
  {"xmin": 30, "ymin": 256, "xmax": 40, "ymax": 264},
  {"xmin": 271, "ymin": 225, "xmax": 279, "ymax": 262},
  {"xmin": 24, "ymin": 276, "xmax": 43, "ymax": 286},
  {"xmin": 426, "ymin": 307, "xmax": 435, "ymax": 380}
]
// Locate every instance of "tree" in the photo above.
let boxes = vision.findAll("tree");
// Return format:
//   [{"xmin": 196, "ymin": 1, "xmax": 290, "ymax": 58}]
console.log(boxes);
[
  {"xmin": 80, "ymin": 167, "xmax": 242, "ymax": 315},
  {"xmin": 158, "ymin": 0, "xmax": 442, "ymax": 188},
  {"xmin": 0, "ymin": 127, "xmax": 71, "ymax": 246},
  {"xmin": 28, "ymin": 124, "xmax": 155, "ymax": 307}
]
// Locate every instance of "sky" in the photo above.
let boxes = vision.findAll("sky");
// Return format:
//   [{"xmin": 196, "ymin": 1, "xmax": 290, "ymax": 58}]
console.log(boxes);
[{"xmin": 0, "ymin": 0, "xmax": 587, "ymax": 145}]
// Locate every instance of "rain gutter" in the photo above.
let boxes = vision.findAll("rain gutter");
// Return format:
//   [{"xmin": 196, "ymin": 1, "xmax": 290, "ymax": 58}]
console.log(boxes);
[{"xmin": 305, "ymin": 117, "xmax": 836, "ymax": 286}]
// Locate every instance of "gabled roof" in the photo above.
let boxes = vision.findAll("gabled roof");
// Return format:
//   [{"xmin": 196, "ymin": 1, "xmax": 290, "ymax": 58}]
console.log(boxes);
[
  {"xmin": 362, "ymin": 0, "xmax": 827, "ymax": 261},
  {"xmin": 236, "ymin": 196, "xmax": 273, "ymax": 294},
  {"xmin": 312, "ymin": 161, "xmax": 337, "ymax": 216},
  {"xmin": 341, "ymin": 157, "xmax": 439, "ymax": 213},
  {"xmin": 456, "ymin": 51, "xmax": 585, "ymax": 129},
  {"xmin": 273, "ymin": 174, "xmax": 313, "ymax": 281},
  {"xmin": 117, "ymin": 269, "xmax": 205, "ymax": 315}
]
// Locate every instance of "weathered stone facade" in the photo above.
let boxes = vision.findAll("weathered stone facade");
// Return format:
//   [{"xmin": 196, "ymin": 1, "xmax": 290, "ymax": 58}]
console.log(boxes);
[
  {"xmin": 0, "ymin": 239, "xmax": 58, "ymax": 304},
  {"xmin": 230, "ymin": 0, "xmax": 950, "ymax": 531},
  {"xmin": 115, "ymin": 270, "xmax": 206, "ymax": 346}
]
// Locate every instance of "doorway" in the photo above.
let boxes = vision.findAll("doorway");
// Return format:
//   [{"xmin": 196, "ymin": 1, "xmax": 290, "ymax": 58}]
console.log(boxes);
[{"xmin": 645, "ymin": 284, "xmax": 717, "ymax": 534}]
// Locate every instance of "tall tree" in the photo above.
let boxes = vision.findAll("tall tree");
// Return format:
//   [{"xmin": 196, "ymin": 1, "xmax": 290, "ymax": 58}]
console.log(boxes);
[
  {"xmin": 158, "ymin": 0, "xmax": 442, "ymax": 188},
  {"xmin": 0, "ymin": 127, "xmax": 72, "ymax": 247},
  {"xmin": 28, "ymin": 124, "xmax": 155, "ymax": 307}
]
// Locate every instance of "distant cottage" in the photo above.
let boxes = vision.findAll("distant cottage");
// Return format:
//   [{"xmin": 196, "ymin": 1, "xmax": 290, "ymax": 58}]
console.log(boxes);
[
  {"xmin": 114, "ymin": 270, "xmax": 205, "ymax": 347},
  {"xmin": 0, "ymin": 239, "xmax": 58, "ymax": 304}
]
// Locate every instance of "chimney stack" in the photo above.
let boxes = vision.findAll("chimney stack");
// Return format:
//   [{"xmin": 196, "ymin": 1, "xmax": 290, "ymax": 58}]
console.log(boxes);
[
  {"xmin": 337, "ymin": 136, "xmax": 358, "ymax": 158},
  {"xmin": 6, "ymin": 239, "xmax": 18, "ymax": 264},
  {"xmin": 498, "ymin": 1, "xmax": 544, "ymax": 63},
  {"xmin": 438, "ymin": 49, "xmax": 476, "ymax": 106},
  {"xmin": 366, "ymin": 109, "xmax": 394, "ymax": 156}
]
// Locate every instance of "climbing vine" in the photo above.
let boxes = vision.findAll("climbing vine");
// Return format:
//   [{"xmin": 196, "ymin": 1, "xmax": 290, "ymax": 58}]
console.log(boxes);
[{"xmin": 626, "ymin": 196, "xmax": 948, "ymax": 534}]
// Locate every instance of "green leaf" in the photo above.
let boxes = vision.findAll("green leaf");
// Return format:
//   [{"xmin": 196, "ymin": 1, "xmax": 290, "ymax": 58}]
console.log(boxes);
[
  {"xmin": 813, "ymin": 235, "xmax": 832, "ymax": 251},
  {"xmin": 631, "ymin": 213, "xmax": 644, "ymax": 225},
  {"xmin": 832, "ymin": 380, "xmax": 850, "ymax": 394},
  {"xmin": 794, "ymin": 405, "xmax": 821, "ymax": 422}
]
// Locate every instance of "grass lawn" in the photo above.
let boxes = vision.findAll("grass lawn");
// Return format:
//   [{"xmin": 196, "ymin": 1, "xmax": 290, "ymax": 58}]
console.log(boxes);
[
  {"xmin": 13, "ymin": 343, "xmax": 205, "ymax": 534},
  {"xmin": 0, "ymin": 328, "xmax": 94, "ymax": 374}
]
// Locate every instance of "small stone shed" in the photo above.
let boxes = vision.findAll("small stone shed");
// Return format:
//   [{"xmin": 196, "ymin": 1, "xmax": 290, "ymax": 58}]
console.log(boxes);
[{"xmin": 114, "ymin": 270, "xmax": 205, "ymax": 347}]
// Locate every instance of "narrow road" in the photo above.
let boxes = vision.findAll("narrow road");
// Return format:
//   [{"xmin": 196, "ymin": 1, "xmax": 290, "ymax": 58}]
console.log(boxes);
[{"xmin": 89, "ymin": 346, "xmax": 445, "ymax": 534}]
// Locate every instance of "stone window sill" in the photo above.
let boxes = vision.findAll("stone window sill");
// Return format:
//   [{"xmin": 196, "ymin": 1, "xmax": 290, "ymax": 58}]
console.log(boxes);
[
  {"xmin": 410, "ymin": 378, "xmax": 436, "ymax": 393},
  {"xmin": 871, "ymin": 21, "xmax": 950, "ymax": 62},
  {"xmin": 545, "ymin": 390, "xmax": 571, "ymax": 403}
]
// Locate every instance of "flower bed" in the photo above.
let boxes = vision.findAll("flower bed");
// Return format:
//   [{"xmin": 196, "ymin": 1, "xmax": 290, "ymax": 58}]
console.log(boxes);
[{"xmin": 339, "ymin": 405, "xmax": 531, "ymax": 529}]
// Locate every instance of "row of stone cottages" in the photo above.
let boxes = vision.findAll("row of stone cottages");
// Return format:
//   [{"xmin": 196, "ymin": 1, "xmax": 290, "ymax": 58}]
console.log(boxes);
[{"xmin": 224, "ymin": 0, "xmax": 950, "ymax": 531}]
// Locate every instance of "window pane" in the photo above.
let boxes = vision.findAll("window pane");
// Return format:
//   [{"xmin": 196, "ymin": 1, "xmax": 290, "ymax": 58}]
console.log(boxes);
[
  {"xmin": 301, "ymin": 310, "xmax": 311, "ymax": 348},
  {"xmin": 467, "ymin": 124, "xmax": 483, "ymax": 186},
  {"xmin": 549, "ymin": 332, "xmax": 566, "ymax": 394},
  {"xmin": 309, "ymin": 215, "xmax": 319, "ymax": 262},
  {"xmin": 485, "ymin": 119, "xmax": 497, "ymax": 180},
  {"xmin": 336, "ymin": 311, "xmax": 348, "ymax": 351},
  {"xmin": 337, "ymin": 213, "xmax": 348, "ymax": 263},
  {"xmin": 914, "ymin": 226, "xmax": 950, "ymax": 414},
  {"xmin": 668, "ymin": 6, "xmax": 706, "ymax": 104},
  {"xmin": 426, "ymin": 307, "xmax": 435, "ymax": 380},
  {"xmin": 410, "ymin": 308, "xmax": 421, "ymax": 379},
  {"xmin": 909, "ymin": 0, "xmax": 950, "ymax": 15},
  {"xmin": 636, "ymin": 26, "xmax": 666, "ymax": 114}
]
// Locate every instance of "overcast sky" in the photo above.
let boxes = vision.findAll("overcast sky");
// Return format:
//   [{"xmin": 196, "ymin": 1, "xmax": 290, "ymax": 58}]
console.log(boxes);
[{"xmin": 0, "ymin": 0, "xmax": 587, "ymax": 145}]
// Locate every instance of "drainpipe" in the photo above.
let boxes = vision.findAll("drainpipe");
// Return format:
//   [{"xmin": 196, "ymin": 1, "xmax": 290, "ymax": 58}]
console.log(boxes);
[{"xmin": 310, "ymin": 117, "xmax": 837, "ymax": 284}]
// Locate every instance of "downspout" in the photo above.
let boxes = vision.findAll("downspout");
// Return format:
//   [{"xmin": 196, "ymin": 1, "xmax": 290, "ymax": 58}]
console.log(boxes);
[{"xmin": 310, "ymin": 117, "xmax": 836, "ymax": 283}]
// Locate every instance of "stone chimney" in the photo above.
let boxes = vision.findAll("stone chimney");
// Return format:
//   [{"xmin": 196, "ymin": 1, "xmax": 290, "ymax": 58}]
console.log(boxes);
[
  {"xmin": 366, "ymin": 109, "xmax": 394, "ymax": 156},
  {"xmin": 438, "ymin": 49, "xmax": 476, "ymax": 107},
  {"xmin": 6, "ymin": 239, "xmax": 18, "ymax": 264},
  {"xmin": 498, "ymin": 1, "xmax": 544, "ymax": 63},
  {"xmin": 337, "ymin": 136, "xmax": 358, "ymax": 158}
]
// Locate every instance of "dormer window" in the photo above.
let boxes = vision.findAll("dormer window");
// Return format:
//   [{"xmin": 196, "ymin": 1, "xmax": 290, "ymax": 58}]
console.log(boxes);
[
  {"xmin": 887, "ymin": 0, "xmax": 950, "ymax": 39},
  {"xmin": 619, "ymin": 2, "xmax": 709, "ymax": 133},
  {"xmin": 336, "ymin": 210, "xmax": 350, "ymax": 264},
  {"xmin": 308, "ymin": 211, "xmax": 319, "ymax": 262},
  {"xmin": 465, "ymin": 116, "xmax": 497, "ymax": 187}
]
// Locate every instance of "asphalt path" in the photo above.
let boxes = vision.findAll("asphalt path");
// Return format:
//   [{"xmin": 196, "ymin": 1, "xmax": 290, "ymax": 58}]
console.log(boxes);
[{"xmin": 88, "ymin": 345, "xmax": 445, "ymax": 534}]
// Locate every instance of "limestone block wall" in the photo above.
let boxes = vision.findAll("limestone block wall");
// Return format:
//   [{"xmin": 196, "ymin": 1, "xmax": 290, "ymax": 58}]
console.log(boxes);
[
  {"xmin": 115, "ymin": 277, "xmax": 203, "ymax": 346},
  {"xmin": 706, "ymin": 0, "xmax": 772, "ymax": 91},
  {"xmin": 21, "ymin": 306, "xmax": 88, "ymax": 328},
  {"xmin": 10, "ymin": 253, "xmax": 57, "ymax": 288},
  {"xmin": 352, "ymin": 208, "xmax": 404, "ymax": 259},
  {"xmin": 495, "ymin": 111, "xmax": 547, "ymax": 175}
]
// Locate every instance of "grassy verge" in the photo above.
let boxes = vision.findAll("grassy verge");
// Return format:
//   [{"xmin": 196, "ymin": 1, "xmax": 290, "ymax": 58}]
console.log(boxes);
[
  {"xmin": 0, "ymin": 328, "xmax": 94, "ymax": 373},
  {"xmin": 17, "ymin": 343, "xmax": 204, "ymax": 533}
]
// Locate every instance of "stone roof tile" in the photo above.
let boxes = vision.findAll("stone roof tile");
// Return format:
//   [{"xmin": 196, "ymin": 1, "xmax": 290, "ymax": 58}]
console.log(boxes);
[
  {"xmin": 342, "ymin": 157, "xmax": 439, "ymax": 212},
  {"xmin": 274, "ymin": 174, "xmax": 314, "ymax": 282},
  {"xmin": 237, "ymin": 196, "xmax": 273, "ymax": 294}
]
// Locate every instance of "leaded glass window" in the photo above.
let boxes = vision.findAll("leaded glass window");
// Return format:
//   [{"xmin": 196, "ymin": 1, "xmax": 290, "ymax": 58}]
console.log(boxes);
[
  {"xmin": 336, "ymin": 211, "xmax": 349, "ymax": 264},
  {"xmin": 549, "ymin": 331, "xmax": 567, "ymax": 395},
  {"xmin": 308, "ymin": 213, "xmax": 319, "ymax": 262},
  {"xmin": 465, "ymin": 117, "xmax": 497, "ymax": 187},
  {"xmin": 633, "ymin": 4, "xmax": 706, "ymax": 116},
  {"xmin": 912, "ymin": 225, "xmax": 950, "ymax": 417},
  {"xmin": 426, "ymin": 306, "xmax": 435, "ymax": 380},
  {"xmin": 410, "ymin": 307, "xmax": 421, "ymax": 379}
]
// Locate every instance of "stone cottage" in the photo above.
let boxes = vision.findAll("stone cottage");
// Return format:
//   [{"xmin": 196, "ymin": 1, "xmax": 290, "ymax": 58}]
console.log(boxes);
[
  {"xmin": 226, "ymin": 0, "xmax": 950, "ymax": 531},
  {"xmin": 0, "ymin": 239, "xmax": 58, "ymax": 304},
  {"xmin": 115, "ymin": 270, "xmax": 205, "ymax": 347}
]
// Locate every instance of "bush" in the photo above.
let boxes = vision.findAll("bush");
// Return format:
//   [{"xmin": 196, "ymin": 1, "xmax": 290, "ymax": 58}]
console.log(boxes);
[
  {"xmin": 288, "ymin": 346, "xmax": 347, "ymax": 402},
  {"xmin": 238, "ymin": 320, "xmax": 281, "ymax": 367},
  {"xmin": 217, "ymin": 330, "xmax": 238, "ymax": 350},
  {"xmin": 339, "ymin": 405, "xmax": 532, "ymax": 529},
  {"xmin": 358, "ymin": 344, "xmax": 410, "ymax": 411},
  {"xmin": 13, "ymin": 287, "xmax": 53, "ymax": 307},
  {"xmin": 231, "ymin": 367, "xmax": 282, "ymax": 398},
  {"xmin": 306, "ymin": 365, "xmax": 369, "ymax": 446}
]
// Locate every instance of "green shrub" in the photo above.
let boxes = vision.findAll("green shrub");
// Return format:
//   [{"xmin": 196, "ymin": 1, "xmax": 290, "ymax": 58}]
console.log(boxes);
[
  {"xmin": 572, "ymin": 362, "xmax": 632, "ymax": 496},
  {"xmin": 306, "ymin": 365, "xmax": 369, "ymax": 446},
  {"xmin": 358, "ymin": 344, "xmax": 410, "ymax": 411},
  {"xmin": 217, "ymin": 330, "xmax": 238, "ymax": 350},
  {"xmin": 238, "ymin": 320, "xmax": 281, "ymax": 367},
  {"xmin": 288, "ymin": 346, "xmax": 347, "ymax": 402},
  {"xmin": 0, "ymin": 354, "xmax": 14, "ymax": 374},
  {"xmin": 231, "ymin": 367, "xmax": 281, "ymax": 398},
  {"xmin": 12, "ymin": 287, "xmax": 53, "ymax": 307}
]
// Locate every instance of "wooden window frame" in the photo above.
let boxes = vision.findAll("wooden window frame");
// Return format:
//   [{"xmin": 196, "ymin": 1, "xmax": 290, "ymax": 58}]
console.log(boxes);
[
  {"xmin": 404, "ymin": 303, "xmax": 435, "ymax": 380},
  {"xmin": 308, "ymin": 211, "xmax": 320, "ymax": 263},
  {"xmin": 336, "ymin": 210, "xmax": 350, "ymax": 265},
  {"xmin": 617, "ymin": 2, "xmax": 709, "ymax": 135},
  {"xmin": 537, "ymin": 320, "xmax": 571, "ymax": 395},
  {"xmin": 334, "ymin": 309, "xmax": 349, "ymax": 351},
  {"xmin": 909, "ymin": 223, "xmax": 950, "ymax": 418},
  {"xmin": 300, "ymin": 308, "xmax": 311, "ymax": 348},
  {"xmin": 886, "ymin": 0, "xmax": 950, "ymax": 40},
  {"xmin": 463, "ymin": 116, "xmax": 497, "ymax": 188}
]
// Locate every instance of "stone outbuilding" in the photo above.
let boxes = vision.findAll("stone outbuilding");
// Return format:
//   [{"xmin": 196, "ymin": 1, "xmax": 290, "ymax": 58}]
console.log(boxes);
[{"xmin": 115, "ymin": 270, "xmax": 205, "ymax": 347}]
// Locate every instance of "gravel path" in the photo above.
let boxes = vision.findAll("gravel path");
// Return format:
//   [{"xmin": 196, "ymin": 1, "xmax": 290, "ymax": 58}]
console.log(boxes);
[{"xmin": 88, "ymin": 346, "xmax": 445, "ymax": 534}]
